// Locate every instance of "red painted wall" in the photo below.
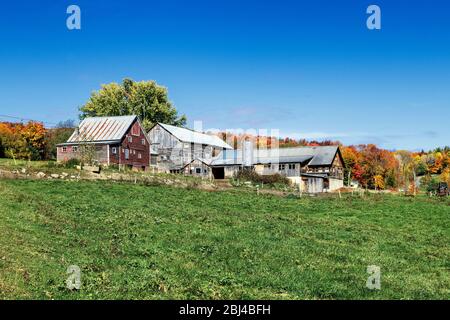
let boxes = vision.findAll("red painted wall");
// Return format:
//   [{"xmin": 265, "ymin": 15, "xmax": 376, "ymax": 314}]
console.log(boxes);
[
  {"xmin": 112, "ymin": 120, "xmax": 150, "ymax": 169},
  {"xmin": 57, "ymin": 119, "xmax": 150, "ymax": 170}
]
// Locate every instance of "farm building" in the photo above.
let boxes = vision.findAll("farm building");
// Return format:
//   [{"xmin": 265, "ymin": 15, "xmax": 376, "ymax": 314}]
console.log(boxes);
[
  {"xmin": 147, "ymin": 122, "xmax": 233, "ymax": 173},
  {"xmin": 57, "ymin": 115, "xmax": 151, "ymax": 170},
  {"xmin": 180, "ymin": 145, "xmax": 344, "ymax": 192},
  {"xmin": 209, "ymin": 145, "xmax": 345, "ymax": 192}
]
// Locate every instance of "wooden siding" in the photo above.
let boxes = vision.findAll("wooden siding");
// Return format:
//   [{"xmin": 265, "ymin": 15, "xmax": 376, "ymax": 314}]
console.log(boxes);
[
  {"xmin": 57, "ymin": 119, "xmax": 150, "ymax": 170},
  {"xmin": 148, "ymin": 124, "xmax": 222, "ymax": 172},
  {"xmin": 116, "ymin": 121, "xmax": 150, "ymax": 169}
]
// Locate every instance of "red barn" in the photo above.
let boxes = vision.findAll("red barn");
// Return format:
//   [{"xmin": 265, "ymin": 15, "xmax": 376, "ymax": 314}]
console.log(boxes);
[{"xmin": 57, "ymin": 115, "xmax": 151, "ymax": 170}]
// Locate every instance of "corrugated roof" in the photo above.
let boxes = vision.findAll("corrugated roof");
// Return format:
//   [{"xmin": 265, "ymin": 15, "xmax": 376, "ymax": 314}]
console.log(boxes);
[
  {"xmin": 157, "ymin": 123, "xmax": 233, "ymax": 149},
  {"xmin": 211, "ymin": 146, "xmax": 339, "ymax": 166},
  {"xmin": 67, "ymin": 115, "xmax": 137, "ymax": 143}
]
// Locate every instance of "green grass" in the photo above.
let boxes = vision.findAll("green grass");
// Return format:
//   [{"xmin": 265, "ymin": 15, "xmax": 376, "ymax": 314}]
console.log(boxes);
[
  {"xmin": 0, "ymin": 179, "xmax": 449, "ymax": 299},
  {"xmin": 0, "ymin": 158, "xmax": 51, "ymax": 170},
  {"xmin": 0, "ymin": 158, "xmax": 80, "ymax": 175}
]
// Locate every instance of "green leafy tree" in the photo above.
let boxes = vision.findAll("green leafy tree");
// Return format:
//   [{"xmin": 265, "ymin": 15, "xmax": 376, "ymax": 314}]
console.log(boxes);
[{"xmin": 79, "ymin": 78, "xmax": 186, "ymax": 130}]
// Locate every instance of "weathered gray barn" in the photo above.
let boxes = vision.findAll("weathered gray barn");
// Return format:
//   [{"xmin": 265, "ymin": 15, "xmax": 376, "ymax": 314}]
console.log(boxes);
[{"xmin": 147, "ymin": 123, "xmax": 233, "ymax": 173}]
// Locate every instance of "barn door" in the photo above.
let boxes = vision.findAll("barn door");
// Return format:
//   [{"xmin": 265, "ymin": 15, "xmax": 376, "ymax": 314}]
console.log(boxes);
[{"xmin": 308, "ymin": 178, "xmax": 324, "ymax": 193}]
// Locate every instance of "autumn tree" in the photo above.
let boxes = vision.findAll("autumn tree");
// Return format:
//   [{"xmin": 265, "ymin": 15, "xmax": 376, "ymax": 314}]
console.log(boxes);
[
  {"xmin": 0, "ymin": 121, "xmax": 46, "ymax": 161},
  {"xmin": 341, "ymin": 145, "xmax": 360, "ymax": 186},
  {"xmin": 355, "ymin": 144, "xmax": 398, "ymax": 189},
  {"xmin": 21, "ymin": 122, "xmax": 46, "ymax": 160}
]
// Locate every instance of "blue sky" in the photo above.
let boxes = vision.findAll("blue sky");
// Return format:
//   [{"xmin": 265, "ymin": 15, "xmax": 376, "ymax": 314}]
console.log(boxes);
[{"xmin": 0, "ymin": 0, "xmax": 449, "ymax": 150}]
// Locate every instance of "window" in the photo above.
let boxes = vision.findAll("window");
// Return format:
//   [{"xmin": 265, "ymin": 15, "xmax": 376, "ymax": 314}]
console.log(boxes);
[
  {"xmin": 288, "ymin": 164, "xmax": 295, "ymax": 170},
  {"xmin": 128, "ymin": 136, "xmax": 133, "ymax": 143},
  {"xmin": 279, "ymin": 164, "xmax": 285, "ymax": 171},
  {"xmin": 141, "ymin": 139, "xmax": 146, "ymax": 145},
  {"xmin": 196, "ymin": 168, "xmax": 201, "ymax": 174},
  {"xmin": 132, "ymin": 149, "xmax": 136, "ymax": 155},
  {"xmin": 72, "ymin": 146, "xmax": 78, "ymax": 153},
  {"xmin": 138, "ymin": 153, "xmax": 142, "ymax": 159},
  {"xmin": 131, "ymin": 124, "xmax": 140, "ymax": 136},
  {"xmin": 124, "ymin": 149, "xmax": 130, "ymax": 160},
  {"xmin": 62, "ymin": 147, "xmax": 67, "ymax": 153},
  {"xmin": 112, "ymin": 147, "xmax": 117, "ymax": 154}
]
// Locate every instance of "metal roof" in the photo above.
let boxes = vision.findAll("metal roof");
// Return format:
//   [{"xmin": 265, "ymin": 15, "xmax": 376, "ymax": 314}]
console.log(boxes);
[
  {"xmin": 306, "ymin": 146, "xmax": 339, "ymax": 166},
  {"xmin": 157, "ymin": 123, "xmax": 233, "ymax": 149},
  {"xmin": 211, "ymin": 146, "xmax": 339, "ymax": 167},
  {"xmin": 66, "ymin": 115, "xmax": 137, "ymax": 143}
]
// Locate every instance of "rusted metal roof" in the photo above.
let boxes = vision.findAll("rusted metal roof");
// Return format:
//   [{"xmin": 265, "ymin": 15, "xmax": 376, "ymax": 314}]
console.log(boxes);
[{"xmin": 67, "ymin": 115, "xmax": 137, "ymax": 143}]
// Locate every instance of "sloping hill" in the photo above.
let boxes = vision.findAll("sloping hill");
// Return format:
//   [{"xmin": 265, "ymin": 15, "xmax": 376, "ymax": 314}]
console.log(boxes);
[{"xmin": 0, "ymin": 179, "xmax": 449, "ymax": 299}]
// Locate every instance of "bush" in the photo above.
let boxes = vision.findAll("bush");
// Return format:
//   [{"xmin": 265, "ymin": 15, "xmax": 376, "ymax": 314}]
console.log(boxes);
[
  {"xmin": 63, "ymin": 158, "xmax": 80, "ymax": 169},
  {"xmin": 46, "ymin": 161, "xmax": 57, "ymax": 168},
  {"xmin": 423, "ymin": 175, "xmax": 441, "ymax": 193},
  {"xmin": 234, "ymin": 169, "xmax": 290, "ymax": 186}
]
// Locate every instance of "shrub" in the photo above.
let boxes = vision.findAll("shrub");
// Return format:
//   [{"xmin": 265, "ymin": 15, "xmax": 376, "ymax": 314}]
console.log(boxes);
[
  {"xmin": 423, "ymin": 175, "xmax": 441, "ymax": 193},
  {"xmin": 63, "ymin": 158, "xmax": 80, "ymax": 169},
  {"xmin": 234, "ymin": 169, "xmax": 290, "ymax": 186},
  {"xmin": 46, "ymin": 161, "xmax": 56, "ymax": 168}
]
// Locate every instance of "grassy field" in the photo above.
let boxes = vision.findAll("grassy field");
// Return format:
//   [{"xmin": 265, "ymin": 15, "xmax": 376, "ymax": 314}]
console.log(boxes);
[{"xmin": 0, "ymin": 178, "xmax": 449, "ymax": 299}]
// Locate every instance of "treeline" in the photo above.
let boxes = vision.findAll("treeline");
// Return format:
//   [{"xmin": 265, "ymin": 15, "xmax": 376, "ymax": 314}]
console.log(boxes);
[
  {"xmin": 220, "ymin": 133, "xmax": 450, "ymax": 190},
  {"xmin": 341, "ymin": 144, "xmax": 450, "ymax": 191},
  {"xmin": 0, "ymin": 121, "xmax": 74, "ymax": 161},
  {"xmin": 278, "ymin": 136, "xmax": 450, "ymax": 190}
]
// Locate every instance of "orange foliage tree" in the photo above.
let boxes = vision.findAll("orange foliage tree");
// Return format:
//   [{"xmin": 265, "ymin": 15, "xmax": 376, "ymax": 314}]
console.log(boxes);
[{"xmin": 0, "ymin": 121, "xmax": 47, "ymax": 160}]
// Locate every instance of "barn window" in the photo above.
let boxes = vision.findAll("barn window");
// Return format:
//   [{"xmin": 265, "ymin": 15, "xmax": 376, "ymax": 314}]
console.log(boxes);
[
  {"xmin": 196, "ymin": 168, "xmax": 201, "ymax": 174},
  {"xmin": 128, "ymin": 136, "xmax": 133, "ymax": 143},
  {"xmin": 124, "ymin": 149, "xmax": 130, "ymax": 159},
  {"xmin": 279, "ymin": 164, "xmax": 285, "ymax": 171},
  {"xmin": 138, "ymin": 153, "xmax": 142, "ymax": 159},
  {"xmin": 288, "ymin": 164, "xmax": 295, "ymax": 170},
  {"xmin": 72, "ymin": 146, "xmax": 78, "ymax": 153},
  {"xmin": 141, "ymin": 139, "xmax": 146, "ymax": 145},
  {"xmin": 131, "ymin": 124, "xmax": 140, "ymax": 136},
  {"xmin": 112, "ymin": 147, "xmax": 117, "ymax": 154},
  {"xmin": 62, "ymin": 147, "xmax": 67, "ymax": 153}
]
